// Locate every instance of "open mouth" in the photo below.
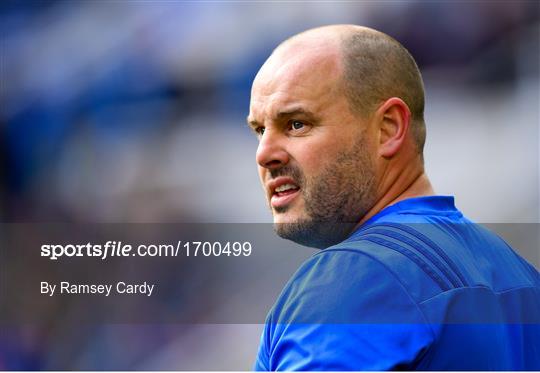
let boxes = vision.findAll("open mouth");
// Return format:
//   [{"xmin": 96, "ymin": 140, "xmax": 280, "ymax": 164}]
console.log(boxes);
[{"xmin": 271, "ymin": 182, "xmax": 300, "ymax": 209}]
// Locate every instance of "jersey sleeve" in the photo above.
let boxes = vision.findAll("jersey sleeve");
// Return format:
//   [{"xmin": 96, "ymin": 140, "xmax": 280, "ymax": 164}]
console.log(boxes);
[
  {"xmin": 253, "ymin": 322, "xmax": 271, "ymax": 371},
  {"xmin": 255, "ymin": 248, "xmax": 435, "ymax": 371}
]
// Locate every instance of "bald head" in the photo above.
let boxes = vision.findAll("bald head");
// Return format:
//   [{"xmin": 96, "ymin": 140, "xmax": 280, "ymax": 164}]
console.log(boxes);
[
  {"xmin": 249, "ymin": 25, "xmax": 432, "ymax": 247},
  {"xmin": 271, "ymin": 25, "xmax": 426, "ymax": 154}
]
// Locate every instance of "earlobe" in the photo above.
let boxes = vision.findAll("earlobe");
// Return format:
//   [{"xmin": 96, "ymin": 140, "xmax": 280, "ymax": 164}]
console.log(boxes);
[{"xmin": 377, "ymin": 98, "xmax": 411, "ymax": 158}]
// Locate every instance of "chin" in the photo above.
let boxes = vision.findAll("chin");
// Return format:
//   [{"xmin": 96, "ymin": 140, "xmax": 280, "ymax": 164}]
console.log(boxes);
[
  {"xmin": 272, "ymin": 214, "xmax": 292, "ymax": 225},
  {"xmin": 272, "ymin": 209, "xmax": 303, "ymax": 225}
]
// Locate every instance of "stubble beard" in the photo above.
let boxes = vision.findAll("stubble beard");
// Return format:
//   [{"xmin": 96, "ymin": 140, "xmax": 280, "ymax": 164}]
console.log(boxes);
[{"xmin": 273, "ymin": 136, "xmax": 377, "ymax": 249}]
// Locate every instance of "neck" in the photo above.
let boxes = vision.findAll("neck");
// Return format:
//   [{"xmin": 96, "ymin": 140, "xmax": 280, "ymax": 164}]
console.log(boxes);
[{"xmin": 355, "ymin": 166, "xmax": 435, "ymax": 229}]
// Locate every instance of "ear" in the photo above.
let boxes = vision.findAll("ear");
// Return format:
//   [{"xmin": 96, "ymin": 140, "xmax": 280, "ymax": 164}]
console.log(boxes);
[{"xmin": 375, "ymin": 97, "xmax": 411, "ymax": 158}]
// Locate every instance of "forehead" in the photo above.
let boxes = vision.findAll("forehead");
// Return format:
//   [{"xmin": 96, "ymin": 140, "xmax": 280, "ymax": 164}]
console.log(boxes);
[{"xmin": 249, "ymin": 41, "xmax": 344, "ymax": 121}]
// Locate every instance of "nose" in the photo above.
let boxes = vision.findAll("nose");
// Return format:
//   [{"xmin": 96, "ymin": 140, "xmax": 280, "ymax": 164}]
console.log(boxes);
[{"xmin": 256, "ymin": 129, "xmax": 289, "ymax": 169}]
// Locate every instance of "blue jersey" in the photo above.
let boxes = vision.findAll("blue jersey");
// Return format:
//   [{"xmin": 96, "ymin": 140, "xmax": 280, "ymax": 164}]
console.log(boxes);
[{"xmin": 254, "ymin": 196, "xmax": 540, "ymax": 370}]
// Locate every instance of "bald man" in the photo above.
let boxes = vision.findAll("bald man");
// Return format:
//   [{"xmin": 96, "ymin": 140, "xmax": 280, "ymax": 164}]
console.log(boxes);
[{"xmin": 248, "ymin": 25, "xmax": 540, "ymax": 370}]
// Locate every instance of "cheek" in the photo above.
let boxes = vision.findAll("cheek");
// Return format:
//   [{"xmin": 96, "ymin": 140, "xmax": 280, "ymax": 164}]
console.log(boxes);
[{"xmin": 294, "ymin": 146, "xmax": 338, "ymax": 180}]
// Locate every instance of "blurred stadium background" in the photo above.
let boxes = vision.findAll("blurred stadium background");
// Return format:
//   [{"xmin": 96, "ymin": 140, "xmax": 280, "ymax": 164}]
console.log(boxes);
[{"xmin": 0, "ymin": 0, "xmax": 538, "ymax": 370}]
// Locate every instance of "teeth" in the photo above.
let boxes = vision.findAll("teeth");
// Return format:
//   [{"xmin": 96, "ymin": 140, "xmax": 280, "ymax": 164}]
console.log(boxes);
[{"xmin": 275, "ymin": 183, "xmax": 298, "ymax": 193}]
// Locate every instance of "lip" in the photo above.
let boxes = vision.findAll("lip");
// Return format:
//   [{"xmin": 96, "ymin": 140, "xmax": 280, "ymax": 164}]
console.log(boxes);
[
  {"xmin": 271, "ymin": 189, "xmax": 300, "ymax": 209},
  {"xmin": 267, "ymin": 177, "xmax": 300, "ymax": 210}
]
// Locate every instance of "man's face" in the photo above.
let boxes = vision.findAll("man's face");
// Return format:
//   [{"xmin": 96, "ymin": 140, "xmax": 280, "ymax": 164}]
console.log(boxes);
[{"xmin": 248, "ymin": 43, "xmax": 378, "ymax": 248}]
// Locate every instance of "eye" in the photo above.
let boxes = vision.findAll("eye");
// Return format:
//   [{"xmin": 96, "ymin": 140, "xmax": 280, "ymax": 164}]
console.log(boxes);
[
  {"xmin": 255, "ymin": 127, "xmax": 265, "ymax": 136},
  {"xmin": 290, "ymin": 120, "xmax": 305, "ymax": 131}
]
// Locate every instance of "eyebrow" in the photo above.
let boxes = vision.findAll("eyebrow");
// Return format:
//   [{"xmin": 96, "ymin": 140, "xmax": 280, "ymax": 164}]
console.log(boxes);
[{"xmin": 246, "ymin": 107, "xmax": 318, "ymax": 129}]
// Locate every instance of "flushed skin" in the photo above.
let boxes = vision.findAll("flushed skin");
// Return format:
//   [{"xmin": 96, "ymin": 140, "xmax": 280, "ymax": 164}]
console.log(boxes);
[
  {"xmin": 249, "ymin": 25, "xmax": 540, "ymax": 371},
  {"xmin": 248, "ymin": 25, "xmax": 433, "ymax": 248}
]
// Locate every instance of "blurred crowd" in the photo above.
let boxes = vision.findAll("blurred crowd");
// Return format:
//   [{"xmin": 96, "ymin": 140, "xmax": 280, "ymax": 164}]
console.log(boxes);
[
  {"xmin": 0, "ymin": 0, "xmax": 538, "ymax": 370},
  {"xmin": 1, "ymin": 0, "xmax": 538, "ymax": 224}
]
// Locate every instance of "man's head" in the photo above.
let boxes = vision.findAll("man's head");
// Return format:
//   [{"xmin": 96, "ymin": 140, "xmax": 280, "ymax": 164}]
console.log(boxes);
[{"xmin": 247, "ymin": 25, "xmax": 426, "ymax": 248}]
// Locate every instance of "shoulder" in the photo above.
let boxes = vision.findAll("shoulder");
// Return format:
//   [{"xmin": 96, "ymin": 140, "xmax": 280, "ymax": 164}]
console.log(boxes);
[
  {"xmin": 260, "ymin": 244, "xmax": 435, "ymax": 370},
  {"xmin": 270, "ymin": 243, "xmax": 430, "ymax": 324}
]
